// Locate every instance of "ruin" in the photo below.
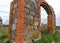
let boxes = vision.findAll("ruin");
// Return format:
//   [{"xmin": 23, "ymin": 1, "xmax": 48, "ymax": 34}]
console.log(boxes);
[
  {"xmin": 8, "ymin": 0, "xmax": 56, "ymax": 43},
  {"xmin": 0, "ymin": 17, "xmax": 2, "ymax": 33},
  {"xmin": 0, "ymin": 17, "xmax": 2, "ymax": 27}
]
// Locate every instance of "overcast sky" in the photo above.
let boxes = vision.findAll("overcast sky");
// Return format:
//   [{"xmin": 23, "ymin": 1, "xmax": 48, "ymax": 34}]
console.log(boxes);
[{"xmin": 0, "ymin": 0, "xmax": 60, "ymax": 26}]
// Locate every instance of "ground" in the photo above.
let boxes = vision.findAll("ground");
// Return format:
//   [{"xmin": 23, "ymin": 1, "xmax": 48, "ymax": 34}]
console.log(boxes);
[{"xmin": 0, "ymin": 26, "xmax": 60, "ymax": 43}]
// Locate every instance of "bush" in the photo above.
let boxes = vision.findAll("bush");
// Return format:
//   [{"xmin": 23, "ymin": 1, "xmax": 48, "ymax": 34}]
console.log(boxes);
[{"xmin": 0, "ymin": 27, "xmax": 9, "ymax": 43}]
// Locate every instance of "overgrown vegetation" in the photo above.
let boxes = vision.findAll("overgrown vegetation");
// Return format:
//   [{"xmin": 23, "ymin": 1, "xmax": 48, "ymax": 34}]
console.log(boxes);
[
  {"xmin": 0, "ymin": 26, "xmax": 60, "ymax": 43},
  {"xmin": 33, "ymin": 26, "xmax": 60, "ymax": 43},
  {"xmin": 0, "ymin": 27, "xmax": 9, "ymax": 43}
]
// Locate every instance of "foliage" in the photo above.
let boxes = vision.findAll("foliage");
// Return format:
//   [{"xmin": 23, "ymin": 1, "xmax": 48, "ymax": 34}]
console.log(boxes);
[
  {"xmin": 0, "ymin": 26, "xmax": 60, "ymax": 43},
  {"xmin": 0, "ymin": 27, "xmax": 9, "ymax": 43},
  {"xmin": 40, "ymin": 27, "xmax": 48, "ymax": 34},
  {"xmin": 34, "ymin": 34, "xmax": 55, "ymax": 43},
  {"xmin": 33, "ymin": 26, "xmax": 60, "ymax": 43}
]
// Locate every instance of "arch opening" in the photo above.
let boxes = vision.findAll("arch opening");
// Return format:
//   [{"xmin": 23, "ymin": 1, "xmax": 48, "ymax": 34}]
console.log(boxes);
[
  {"xmin": 40, "ymin": 6, "xmax": 48, "ymax": 34},
  {"xmin": 39, "ymin": 2, "xmax": 56, "ymax": 33},
  {"xmin": 41, "ymin": 7, "xmax": 47, "ymax": 24}
]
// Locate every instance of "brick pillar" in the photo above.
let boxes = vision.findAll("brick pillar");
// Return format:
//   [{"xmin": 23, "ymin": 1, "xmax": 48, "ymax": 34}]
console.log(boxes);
[
  {"xmin": 51, "ymin": 14, "xmax": 56, "ymax": 33},
  {"xmin": 38, "ymin": 0, "xmax": 42, "ymax": 38},
  {"xmin": 53, "ymin": 14, "xmax": 56, "ymax": 33},
  {"xmin": 15, "ymin": 0, "xmax": 26, "ymax": 43},
  {"xmin": 48, "ymin": 14, "xmax": 56, "ymax": 33},
  {"xmin": 8, "ymin": 2, "xmax": 13, "ymax": 39}
]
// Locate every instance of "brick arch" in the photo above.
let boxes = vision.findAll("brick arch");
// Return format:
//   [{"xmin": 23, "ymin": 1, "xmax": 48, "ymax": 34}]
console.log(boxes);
[
  {"xmin": 38, "ymin": 0, "xmax": 56, "ymax": 33},
  {"xmin": 40, "ymin": 2, "xmax": 52, "ymax": 14}
]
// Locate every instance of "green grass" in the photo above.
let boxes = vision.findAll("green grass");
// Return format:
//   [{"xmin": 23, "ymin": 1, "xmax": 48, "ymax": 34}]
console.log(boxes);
[
  {"xmin": 33, "ymin": 26, "xmax": 60, "ymax": 43},
  {"xmin": 0, "ymin": 26, "xmax": 60, "ymax": 43},
  {"xmin": 0, "ymin": 26, "xmax": 9, "ymax": 43}
]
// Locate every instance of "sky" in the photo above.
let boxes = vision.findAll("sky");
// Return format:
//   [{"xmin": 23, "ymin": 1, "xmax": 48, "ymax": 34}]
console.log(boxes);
[
  {"xmin": 0, "ymin": 0, "xmax": 60, "ymax": 26},
  {"xmin": 41, "ymin": 0, "xmax": 60, "ymax": 26}
]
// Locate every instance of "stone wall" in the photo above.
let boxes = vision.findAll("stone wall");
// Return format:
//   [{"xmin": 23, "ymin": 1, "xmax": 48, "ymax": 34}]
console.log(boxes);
[
  {"xmin": 9, "ymin": 0, "xmax": 56, "ymax": 43},
  {"xmin": 24, "ymin": 0, "xmax": 39, "ymax": 42}
]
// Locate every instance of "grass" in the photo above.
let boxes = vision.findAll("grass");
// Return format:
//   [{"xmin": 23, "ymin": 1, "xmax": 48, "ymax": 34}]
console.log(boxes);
[
  {"xmin": 34, "ymin": 26, "xmax": 60, "ymax": 43},
  {"xmin": 0, "ymin": 26, "xmax": 60, "ymax": 43},
  {"xmin": 0, "ymin": 26, "xmax": 9, "ymax": 43}
]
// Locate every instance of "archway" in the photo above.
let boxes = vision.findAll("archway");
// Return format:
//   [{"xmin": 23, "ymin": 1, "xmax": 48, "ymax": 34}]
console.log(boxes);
[
  {"xmin": 38, "ymin": 0, "xmax": 56, "ymax": 34},
  {"xmin": 41, "ymin": 6, "xmax": 48, "ymax": 34},
  {"xmin": 41, "ymin": 7, "xmax": 47, "ymax": 24}
]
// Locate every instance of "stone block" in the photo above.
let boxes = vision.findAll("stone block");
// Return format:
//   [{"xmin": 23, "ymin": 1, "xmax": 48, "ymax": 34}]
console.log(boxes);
[
  {"xmin": 34, "ymin": 5, "xmax": 38, "ymax": 10},
  {"xmin": 34, "ymin": 21, "xmax": 38, "ymax": 26},
  {"xmin": 30, "ymin": 11, "xmax": 35, "ymax": 16},
  {"xmin": 30, "ymin": 6, "xmax": 34, "ymax": 11},
  {"xmin": 24, "ymin": 29, "xmax": 29, "ymax": 36},
  {"xmin": 26, "ymin": 4, "xmax": 31, "ymax": 9},
  {"xmin": 11, "ymin": 20, "xmax": 16, "ymax": 36},
  {"xmin": 35, "ymin": 0, "xmax": 38, "ymax": 3},
  {"xmin": 34, "ymin": 26, "xmax": 38, "ymax": 30},
  {"xmin": 31, "ymin": 26, "xmax": 34, "ymax": 29},
  {"xmin": 28, "ymin": 19, "xmax": 34, "ymax": 26},
  {"xmin": 12, "ymin": 24, "xmax": 16, "ymax": 30},
  {"xmin": 13, "ymin": 8, "xmax": 18, "ymax": 14},
  {"xmin": 26, "ymin": 24, "xmax": 31, "ymax": 29},
  {"xmin": 28, "ymin": 28, "xmax": 34, "ymax": 33},
  {"xmin": 24, "ymin": 19, "xmax": 29, "ymax": 25},
  {"xmin": 26, "ymin": 0, "xmax": 32, "ymax": 4},
  {"xmin": 14, "ymin": 18, "xmax": 18, "ymax": 24},
  {"xmin": 26, "ymin": 14, "xmax": 31, "ymax": 19},
  {"xmin": 14, "ymin": 3, "xmax": 17, "ymax": 8},
  {"xmin": 35, "ymin": 13, "xmax": 38, "ymax": 17},
  {"xmin": 30, "ymin": 2, "xmax": 35, "ymax": 7},
  {"xmin": 25, "ymin": 8, "xmax": 30, "ymax": 14},
  {"xmin": 30, "ymin": 16, "xmax": 33, "ymax": 19},
  {"xmin": 33, "ymin": 8, "xmax": 38, "ymax": 13},
  {"xmin": 34, "ymin": 17, "xmax": 38, "ymax": 21},
  {"xmin": 11, "ymin": 30, "xmax": 16, "ymax": 36}
]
